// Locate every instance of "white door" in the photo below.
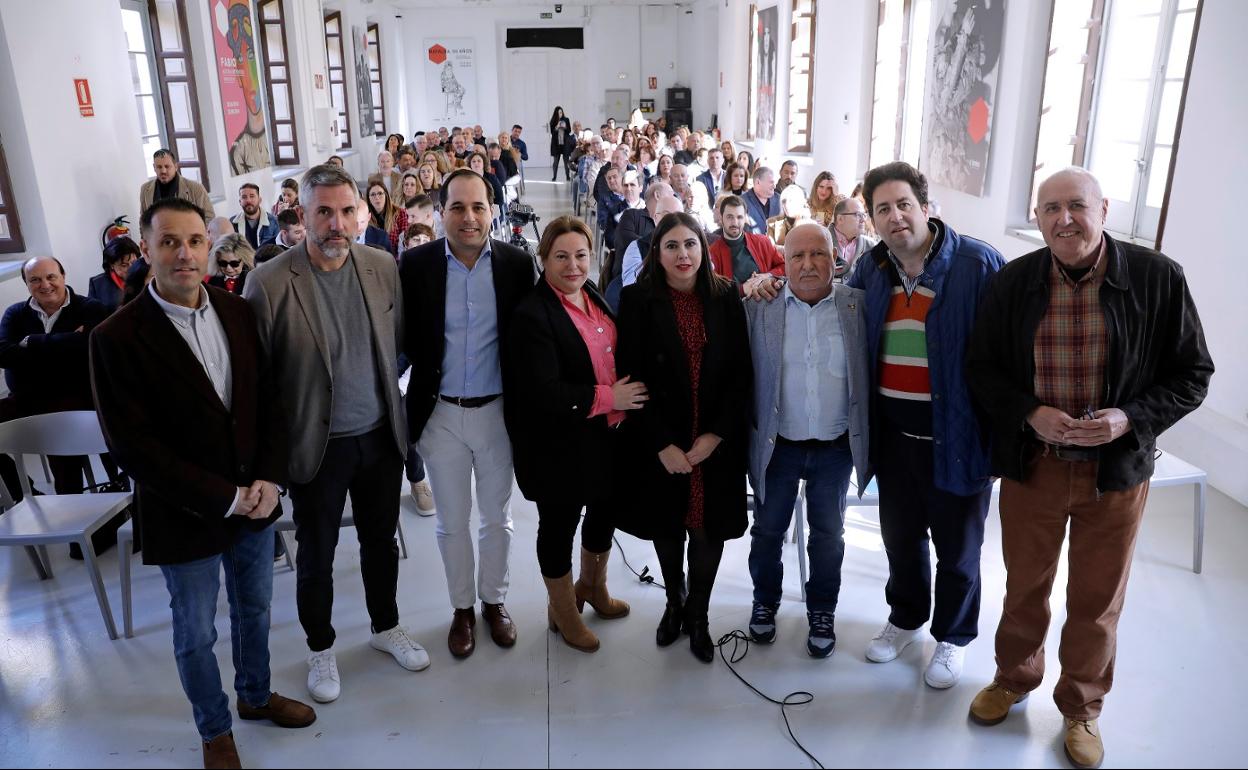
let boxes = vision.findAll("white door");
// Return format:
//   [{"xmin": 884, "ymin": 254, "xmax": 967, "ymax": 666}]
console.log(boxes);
[{"xmin": 500, "ymin": 47, "xmax": 590, "ymax": 168}]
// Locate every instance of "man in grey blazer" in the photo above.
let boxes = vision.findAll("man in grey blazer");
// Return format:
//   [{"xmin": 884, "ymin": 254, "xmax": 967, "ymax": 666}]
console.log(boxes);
[
  {"xmin": 831, "ymin": 196, "xmax": 877, "ymax": 275},
  {"xmin": 244, "ymin": 164, "xmax": 430, "ymax": 706},
  {"xmin": 744, "ymin": 222, "xmax": 870, "ymax": 658}
]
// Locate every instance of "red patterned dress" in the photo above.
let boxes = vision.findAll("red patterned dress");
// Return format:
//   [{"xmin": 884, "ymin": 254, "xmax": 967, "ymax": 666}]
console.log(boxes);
[{"xmin": 669, "ymin": 286, "xmax": 706, "ymax": 529}]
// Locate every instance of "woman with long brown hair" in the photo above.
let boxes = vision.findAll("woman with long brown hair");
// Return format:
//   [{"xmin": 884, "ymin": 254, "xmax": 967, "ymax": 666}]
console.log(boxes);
[
  {"xmin": 366, "ymin": 177, "xmax": 408, "ymax": 255},
  {"xmin": 808, "ymin": 171, "xmax": 845, "ymax": 227}
]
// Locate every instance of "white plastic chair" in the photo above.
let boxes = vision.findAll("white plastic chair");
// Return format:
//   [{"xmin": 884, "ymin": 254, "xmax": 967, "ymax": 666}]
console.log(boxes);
[{"xmin": 0, "ymin": 411, "xmax": 132, "ymax": 640}]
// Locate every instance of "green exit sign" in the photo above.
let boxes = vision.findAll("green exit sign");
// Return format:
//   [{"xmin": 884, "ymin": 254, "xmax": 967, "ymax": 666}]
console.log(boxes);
[{"xmin": 540, "ymin": 12, "xmax": 553, "ymax": 18}]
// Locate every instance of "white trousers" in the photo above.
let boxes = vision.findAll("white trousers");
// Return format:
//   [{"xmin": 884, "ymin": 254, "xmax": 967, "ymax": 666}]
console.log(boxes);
[{"xmin": 417, "ymin": 398, "xmax": 514, "ymax": 608}]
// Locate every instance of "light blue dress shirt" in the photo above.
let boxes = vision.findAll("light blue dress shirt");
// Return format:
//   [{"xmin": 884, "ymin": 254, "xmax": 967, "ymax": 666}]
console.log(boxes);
[
  {"xmin": 440, "ymin": 240, "xmax": 502, "ymax": 398},
  {"xmin": 621, "ymin": 238, "xmax": 645, "ymax": 287},
  {"xmin": 778, "ymin": 285, "xmax": 849, "ymax": 441}
]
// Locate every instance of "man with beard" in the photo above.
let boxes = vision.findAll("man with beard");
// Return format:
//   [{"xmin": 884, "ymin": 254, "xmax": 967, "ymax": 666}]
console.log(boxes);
[{"xmin": 230, "ymin": 183, "xmax": 279, "ymax": 249}]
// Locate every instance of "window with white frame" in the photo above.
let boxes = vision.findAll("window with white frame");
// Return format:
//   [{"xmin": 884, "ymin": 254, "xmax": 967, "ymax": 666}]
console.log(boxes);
[
  {"xmin": 868, "ymin": 0, "xmax": 932, "ymax": 170},
  {"xmin": 1030, "ymin": 0, "xmax": 1199, "ymax": 244}
]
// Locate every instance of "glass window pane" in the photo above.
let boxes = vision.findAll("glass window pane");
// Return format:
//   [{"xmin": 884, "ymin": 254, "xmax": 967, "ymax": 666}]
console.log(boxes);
[
  {"xmin": 176, "ymin": 137, "xmax": 199, "ymax": 163},
  {"xmin": 0, "ymin": 216, "xmax": 10, "ymax": 240},
  {"xmin": 143, "ymin": 135, "xmax": 164, "ymax": 163},
  {"xmin": 277, "ymin": 123, "xmax": 293, "ymax": 142},
  {"xmin": 262, "ymin": 0, "xmax": 281, "ymax": 22},
  {"xmin": 167, "ymin": 81, "xmax": 193, "ymax": 132},
  {"xmin": 372, "ymin": 84, "xmax": 382, "ymax": 106},
  {"xmin": 154, "ymin": 0, "xmax": 183, "ymax": 52},
  {"xmin": 1167, "ymin": 10, "xmax": 1196, "ymax": 75},
  {"xmin": 272, "ymin": 86, "xmax": 290, "ymax": 120},
  {"xmin": 165, "ymin": 57, "xmax": 185, "ymax": 77},
  {"xmin": 0, "ymin": 186, "xmax": 5, "ymax": 205},
  {"xmin": 272, "ymin": 65, "xmax": 286, "ymax": 81},
  {"xmin": 265, "ymin": 26, "xmax": 284, "ymax": 63},
  {"xmin": 138, "ymin": 95, "xmax": 160, "ymax": 136},
  {"xmin": 1154, "ymin": 80, "xmax": 1183, "ymax": 145},
  {"xmin": 279, "ymin": 145, "xmax": 294, "ymax": 160},
  {"xmin": 1146, "ymin": 145, "xmax": 1171, "ymax": 208},
  {"xmin": 131, "ymin": 54, "xmax": 153, "ymax": 95},
  {"xmin": 1090, "ymin": 140, "xmax": 1139, "ymax": 201},
  {"xmin": 327, "ymin": 44, "xmax": 341, "ymax": 69},
  {"xmin": 181, "ymin": 166, "xmax": 201, "ymax": 182},
  {"xmin": 325, "ymin": 17, "xmax": 339, "ymax": 35},
  {"xmin": 331, "ymin": 83, "xmax": 345, "ymax": 109},
  {"xmin": 121, "ymin": 9, "xmax": 147, "ymax": 52}
]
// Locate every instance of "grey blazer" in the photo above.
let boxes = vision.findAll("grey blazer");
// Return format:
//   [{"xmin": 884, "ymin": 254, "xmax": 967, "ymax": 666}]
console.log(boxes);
[
  {"xmin": 243, "ymin": 241, "xmax": 406, "ymax": 484},
  {"xmin": 745, "ymin": 283, "xmax": 870, "ymax": 505}
]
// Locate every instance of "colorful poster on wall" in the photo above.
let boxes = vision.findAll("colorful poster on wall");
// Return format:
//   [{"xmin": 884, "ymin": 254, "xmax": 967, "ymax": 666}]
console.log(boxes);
[
  {"xmin": 210, "ymin": 0, "xmax": 270, "ymax": 175},
  {"xmin": 424, "ymin": 38, "xmax": 477, "ymax": 126},
  {"xmin": 920, "ymin": 0, "xmax": 1007, "ymax": 197},
  {"xmin": 353, "ymin": 25, "xmax": 375, "ymax": 139},
  {"xmin": 755, "ymin": 5, "xmax": 779, "ymax": 141}
]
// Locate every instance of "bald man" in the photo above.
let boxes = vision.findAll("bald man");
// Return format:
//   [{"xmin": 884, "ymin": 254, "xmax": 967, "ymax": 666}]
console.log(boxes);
[
  {"xmin": 966, "ymin": 168, "xmax": 1213, "ymax": 768},
  {"xmin": 743, "ymin": 223, "xmax": 869, "ymax": 658}
]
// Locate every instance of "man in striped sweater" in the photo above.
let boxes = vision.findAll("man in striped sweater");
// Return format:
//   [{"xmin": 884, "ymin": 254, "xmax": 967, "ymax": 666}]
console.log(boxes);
[{"xmin": 847, "ymin": 162, "xmax": 1004, "ymax": 690}]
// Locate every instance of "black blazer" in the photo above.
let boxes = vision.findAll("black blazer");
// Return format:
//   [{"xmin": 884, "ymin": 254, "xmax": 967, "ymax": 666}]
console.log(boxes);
[
  {"xmin": 207, "ymin": 268, "xmax": 249, "ymax": 295},
  {"xmin": 363, "ymin": 225, "xmax": 392, "ymax": 253},
  {"xmin": 0, "ymin": 287, "xmax": 109, "ymax": 412},
  {"xmin": 506, "ymin": 278, "xmax": 621, "ymax": 506},
  {"xmin": 87, "ymin": 272, "xmax": 124, "ymax": 314},
  {"xmin": 90, "ymin": 287, "xmax": 288, "ymax": 565},
  {"xmin": 614, "ymin": 280, "xmax": 752, "ymax": 541},
  {"xmin": 614, "ymin": 207, "xmax": 656, "ymax": 256},
  {"xmin": 399, "ymin": 238, "xmax": 536, "ymax": 443}
]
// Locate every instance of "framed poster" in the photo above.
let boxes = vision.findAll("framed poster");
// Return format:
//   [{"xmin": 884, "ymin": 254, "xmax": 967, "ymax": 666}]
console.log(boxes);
[
  {"xmin": 920, "ymin": 0, "xmax": 1008, "ymax": 196},
  {"xmin": 424, "ymin": 38, "xmax": 478, "ymax": 126},
  {"xmin": 755, "ymin": 5, "xmax": 779, "ymax": 141},
  {"xmin": 352, "ymin": 25, "xmax": 374, "ymax": 139},
  {"xmin": 210, "ymin": 0, "xmax": 271, "ymax": 175}
]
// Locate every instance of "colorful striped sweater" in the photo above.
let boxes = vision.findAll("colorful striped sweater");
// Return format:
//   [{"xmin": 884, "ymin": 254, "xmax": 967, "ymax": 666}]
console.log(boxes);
[{"xmin": 878, "ymin": 283, "xmax": 934, "ymax": 436}]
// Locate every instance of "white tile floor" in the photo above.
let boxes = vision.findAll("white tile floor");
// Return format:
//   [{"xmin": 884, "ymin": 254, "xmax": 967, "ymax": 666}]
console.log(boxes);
[{"xmin": 2, "ymin": 181, "xmax": 1244, "ymax": 768}]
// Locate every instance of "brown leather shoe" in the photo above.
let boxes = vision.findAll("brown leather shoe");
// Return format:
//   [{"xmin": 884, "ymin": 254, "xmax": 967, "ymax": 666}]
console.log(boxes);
[
  {"xmin": 237, "ymin": 691, "xmax": 316, "ymax": 728},
  {"xmin": 481, "ymin": 601, "xmax": 517, "ymax": 647},
  {"xmin": 449, "ymin": 607, "xmax": 476, "ymax": 658},
  {"xmin": 202, "ymin": 732, "xmax": 241, "ymax": 769}
]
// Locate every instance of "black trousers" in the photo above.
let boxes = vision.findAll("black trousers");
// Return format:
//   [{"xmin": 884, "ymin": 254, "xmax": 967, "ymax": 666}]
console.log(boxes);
[
  {"xmin": 653, "ymin": 529, "xmax": 725, "ymax": 617},
  {"xmin": 551, "ymin": 151, "xmax": 571, "ymax": 179},
  {"xmin": 874, "ymin": 426, "xmax": 991, "ymax": 646},
  {"xmin": 290, "ymin": 425, "xmax": 403, "ymax": 652},
  {"xmin": 535, "ymin": 499, "xmax": 614, "ymax": 578}
]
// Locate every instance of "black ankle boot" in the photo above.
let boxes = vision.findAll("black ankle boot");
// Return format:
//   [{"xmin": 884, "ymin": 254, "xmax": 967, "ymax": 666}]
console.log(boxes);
[
  {"xmin": 656, "ymin": 602, "xmax": 685, "ymax": 646},
  {"xmin": 687, "ymin": 617, "xmax": 714, "ymax": 663}
]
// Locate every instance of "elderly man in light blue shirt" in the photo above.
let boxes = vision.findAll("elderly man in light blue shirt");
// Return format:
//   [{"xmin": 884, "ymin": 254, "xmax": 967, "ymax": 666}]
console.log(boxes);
[{"xmin": 744, "ymin": 222, "xmax": 870, "ymax": 658}]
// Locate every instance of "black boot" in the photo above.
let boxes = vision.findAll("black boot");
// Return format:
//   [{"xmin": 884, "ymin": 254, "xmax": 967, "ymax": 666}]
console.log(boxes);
[
  {"xmin": 653, "ymin": 537, "xmax": 688, "ymax": 647},
  {"xmin": 656, "ymin": 601, "xmax": 685, "ymax": 647},
  {"xmin": 686, "ymin": 609, "xmax": 714, "ymax": 663},
  {"xmin": 551, "ymin": 159, "xmax": 559, "ymax": 181},
  {"xmin": 684, "ymin": 531, "xmax": 724, "ymax": 664}
]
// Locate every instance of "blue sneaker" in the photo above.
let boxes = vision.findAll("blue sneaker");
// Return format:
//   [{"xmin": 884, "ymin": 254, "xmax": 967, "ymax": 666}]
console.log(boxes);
[
  {"xmin": 749, "ymin": 602, "xmax": 778, "ymax": 644},
  {"xmin": 806, "ymin": 611, "xmax": 836, "ymax": 658}
]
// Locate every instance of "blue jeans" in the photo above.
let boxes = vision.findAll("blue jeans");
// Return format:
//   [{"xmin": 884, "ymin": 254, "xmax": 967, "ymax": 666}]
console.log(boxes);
[
  {"xmin": 749, "ymin": 436, "xmax": 854, "ymax": 613},
  {"xmin": 160, "ymin": 523, "xmax": 275, "ymax": 742}
]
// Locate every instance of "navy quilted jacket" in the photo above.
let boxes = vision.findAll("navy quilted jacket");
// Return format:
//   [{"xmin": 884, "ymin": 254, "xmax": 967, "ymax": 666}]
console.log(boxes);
[{"xmin": 847, "ymin": 219, "xmax": 1004, "ymax": 496}]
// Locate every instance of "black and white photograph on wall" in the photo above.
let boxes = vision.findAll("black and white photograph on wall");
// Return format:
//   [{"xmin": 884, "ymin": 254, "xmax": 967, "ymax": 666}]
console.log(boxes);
[
  {"xmin": 921, "ymin": 0, "xmax": 1007, "ymax": 197},
  {"xmin": 425, "ymin": 38, "xmax": 477, "ymax": 126},
  {"xmin": 755, "ymin": 5, "xmax": 779, "ymax": 140},
  {"xmin": 353, "ymin": 25, "xmax": 374, "ymax": 139}
]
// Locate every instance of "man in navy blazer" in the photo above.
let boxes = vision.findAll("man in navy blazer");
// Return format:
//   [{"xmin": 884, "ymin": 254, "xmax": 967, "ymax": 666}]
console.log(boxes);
[
  {"xmin": 354, "ymin": 200, "xmax": 391, "ymax": 252},
  {"xmin": 744, "ymin": 223, "xmax": 869, "ymax": 659},
  {"xmin": 697, "ymin": 148, "xmax": 728, "ymax": 204},
  {"xmin": 742, "ymin": 166, "xmax": 781, "ymax": 235}
]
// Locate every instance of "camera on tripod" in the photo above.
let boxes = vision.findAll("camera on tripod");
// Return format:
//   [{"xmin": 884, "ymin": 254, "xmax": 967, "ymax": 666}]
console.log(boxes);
[{"xmin": 507, "ymin": 202, "xmax": 539, "ymax": 228}]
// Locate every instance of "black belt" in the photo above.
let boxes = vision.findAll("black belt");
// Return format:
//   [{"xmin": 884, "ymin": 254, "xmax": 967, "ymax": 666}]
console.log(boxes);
[
  {"xmin": 777, "ymin": 433, "xmax": 848, "ymax": 448},
  {"xmin": 1039, "ymin": 441, "xmax": 1098, "ymax": 463},
  {"xmin": 440, "ymin": 394, "xmax": 501, "ymax": 408}
]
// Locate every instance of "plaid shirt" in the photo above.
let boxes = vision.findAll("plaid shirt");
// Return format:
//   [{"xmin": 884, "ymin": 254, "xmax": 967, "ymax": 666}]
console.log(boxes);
[{"xmin": 1033, "ymin": 241, "xmax": 1108, "ymax": 418}]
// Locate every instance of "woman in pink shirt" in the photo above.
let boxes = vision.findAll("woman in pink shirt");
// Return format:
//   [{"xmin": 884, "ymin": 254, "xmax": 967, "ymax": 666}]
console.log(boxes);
[{"xmin": 505, "ymin": 216, "xmax": 649, "ymax": 653}]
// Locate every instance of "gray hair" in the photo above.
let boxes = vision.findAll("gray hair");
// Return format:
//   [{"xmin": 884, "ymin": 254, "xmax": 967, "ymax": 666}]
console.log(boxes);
[
  {"xmin": 209, "ymin": 233, "xmax": 255, "ymax": 275},
  {"xmin": 300, "ymin": 164, "xmax": 358, "ymax": 208}
]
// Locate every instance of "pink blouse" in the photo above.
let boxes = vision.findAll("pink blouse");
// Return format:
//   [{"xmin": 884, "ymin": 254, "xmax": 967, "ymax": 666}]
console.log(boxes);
[{"xmin": 553, "ymin": 283, "xmax": 624, "ymax": 427}]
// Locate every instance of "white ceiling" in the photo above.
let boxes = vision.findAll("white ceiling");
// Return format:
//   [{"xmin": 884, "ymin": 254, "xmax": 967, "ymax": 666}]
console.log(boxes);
[{"xmin": 389, "ymin": 0, "xmax": 686, "ymax": 8}]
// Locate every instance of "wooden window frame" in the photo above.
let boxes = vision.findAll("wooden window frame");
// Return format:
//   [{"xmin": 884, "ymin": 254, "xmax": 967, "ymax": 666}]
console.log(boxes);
[
  {"xmin": 0, "ymin": 137, "xmax": 25, "ymax": 255},
  {"xmin": 867, "ymin": 0, "xmax": 914, "ymax": 166},
  {"xmin": 258, "ymin": 0, "xmax": 301, "ymax": 166},
  {"xmin": 367, "ymin": 23, "xmax": 385, "ymax": 138},
  {"xmin": 324, "ymin": 11, "xmax": 351, "ymax": 150},
  {"xmin": 147, "ymin": 0, "xmax": 210, "ymax": 191},
  {"xmin": 787, "ymin": 0, "xmax": 817, "ymax": 153}
]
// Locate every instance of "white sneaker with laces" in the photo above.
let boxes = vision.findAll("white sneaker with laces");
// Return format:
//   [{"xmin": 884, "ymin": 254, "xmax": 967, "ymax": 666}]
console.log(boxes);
[
  {"xmin": 865, "ymin": 621, "xmax": 924, "ymax": 663},
  {"xmin": 410, "ymin": 480, "xmax": 435, "ymax": 516},
  {"xmin": 370, "ymin": 626, "xmax": 431, "ymax": 672},
  {"xmin": 924, "ymin": 641, "xmax": 965, "ymax": 689},
  {"xmin": 307, "ymin": 649, "xmax": 340, "ymax": 703}
]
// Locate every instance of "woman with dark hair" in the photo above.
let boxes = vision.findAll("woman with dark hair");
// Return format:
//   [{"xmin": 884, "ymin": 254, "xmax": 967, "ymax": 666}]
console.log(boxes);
[
  {"xmin": 735, "ymin": 150, "xmax": 755, "ymax": 175},
  {"xmin": 615, "ymin": 212, "xmax": 752, "ymax": 664},
  {"xmin": 385, "ymin": 133, "xmax": 405, "ymax": 157},
  {"xmin": 366, "ymin": 178, "xmax": 409, "ymax": 254},
  {"xmin": 506, "ymin": 216, "xmax": 648, "ymax": 653},
  {"xmin": 726, "ymin": 165, "xmax": 750, "ymax": 196},
  {"xmin": 272, "ymin": 177, "xmax": 300, "ymax": 215},
  {"xmin": 89, "ymin": 237, "xmax": 141, "ymax": 313},
  {"xmin": 655, "ymin": 153, "xmax": 674, "ymax": 186},
  {"xmin": 467, "ymin": 150, "xmax": 506, "ymax": 213},
  {"xmin": 549, "ymin": 106, "xmax": 573, "ymax": 181}
]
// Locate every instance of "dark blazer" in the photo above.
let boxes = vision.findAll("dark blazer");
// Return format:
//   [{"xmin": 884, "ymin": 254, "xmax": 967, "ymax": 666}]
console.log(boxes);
[
  {"xmin": 362, "ymin": 225, "xmax": 390, "ymax": 252},
  {"xmin": 87, "ymin": 272, "xmax": 125, "ymax": 314},
  {"xmin": 696, "ymin": 169, "xmax": 725, "ymax": 204},
  {"xmin": 742, "ymin": 189, "xmax": 780, "ymax": 234},
  {"xmin": 614, "ymin": 207, "xmax": 656, "ymax": 256},
  {"xmin": 614, "ymin": 279, "xmax": 752, "ymax": 542},
  {"xmin": 90, "ymin": 287, "xmax": 288, "ymax": 565},
  {"xmin": 0, "ymin": 287, "xmax": 109, "ymax": 412},
  {"xmin": 207, "ymin": 269, "xmax": 249, "ymax": 295},
  {"xmin": 399, "ymin": 238, "xmax": 537, "ymax": 443},
  {"xmin": 506, "ymin": 278, "xmax": 622, "ymax": 505},
  {"xmin": 967, "ymin": 235, "xmax": 1213, "ymax": 491}
]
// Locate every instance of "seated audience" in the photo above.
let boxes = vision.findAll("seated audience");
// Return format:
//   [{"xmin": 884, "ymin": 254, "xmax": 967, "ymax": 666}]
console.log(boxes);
[
  {"xmin": 89, "ymin": 237, "xmax": 141, "ymax": 313},
  {"xmin": 207, "ymin": 233, "xmax": 255, "ymax": 295}
]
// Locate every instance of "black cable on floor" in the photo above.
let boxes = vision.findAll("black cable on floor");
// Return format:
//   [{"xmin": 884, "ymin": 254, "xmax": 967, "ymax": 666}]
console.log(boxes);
[
  {"xmin": 609, "ymin": 532, "xmax": 824, "ymax": 769},
  {"xmin": 715, "ymin": 630, "xmax": 824, "ymax": 770}
]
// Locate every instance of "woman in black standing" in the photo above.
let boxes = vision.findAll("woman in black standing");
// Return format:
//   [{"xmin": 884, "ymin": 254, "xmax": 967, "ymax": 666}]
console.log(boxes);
[
  {"xmin": 616, "ymin": 212, "xmax": 752, "ymax": 663},
  {"xmin": 549, "ymin": 106, "xmax": 573, "ymax": 181},
  {"xmin": 507, "ymin": 216, "xmax": 649, "ymax": 653}
]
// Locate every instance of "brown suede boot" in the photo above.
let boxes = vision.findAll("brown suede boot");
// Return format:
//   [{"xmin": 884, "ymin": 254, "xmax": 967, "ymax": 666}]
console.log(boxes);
[
  {"xmin": 544, "ymin": 573, "xmax": 599, "ymax": 653},
  {"xmin": 202, "ymin": 732, "xmax": 241, "ymax": 769},
  {"xmin": 574, "ymin": 547, "xmax": 630, "ymax": 619}
]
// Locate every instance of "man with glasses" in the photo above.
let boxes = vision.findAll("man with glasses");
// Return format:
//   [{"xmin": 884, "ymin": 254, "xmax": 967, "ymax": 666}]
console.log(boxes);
[{"xmin": 832, "ymin": 196, "xmax": 876, "ymax": 274}]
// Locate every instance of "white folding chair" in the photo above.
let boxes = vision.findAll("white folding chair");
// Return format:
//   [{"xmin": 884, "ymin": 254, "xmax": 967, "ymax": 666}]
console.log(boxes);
[{"xmin": 0, "ymin": 411, "xmax": 131, "ymax": 640}]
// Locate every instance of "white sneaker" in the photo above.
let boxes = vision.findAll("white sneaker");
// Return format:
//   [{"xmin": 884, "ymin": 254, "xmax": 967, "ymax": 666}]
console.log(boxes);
[
  {"xmin": 307, "ymin": 649, "xmax": 340, "ymax": 703},
  {"xmin": 866, "ymin": 621, "xmax": 924, "ymax": 663},
  {"xmin": 924, "ymin": 641, "xmax": 966, "ymax": 689},
  {"xmin": 370, "ymin": 626, "xmax": 431, "ymax": 672},
  {"xmin": 410, "ymin": 480, "xmax": 435, "ymax": 516}
]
